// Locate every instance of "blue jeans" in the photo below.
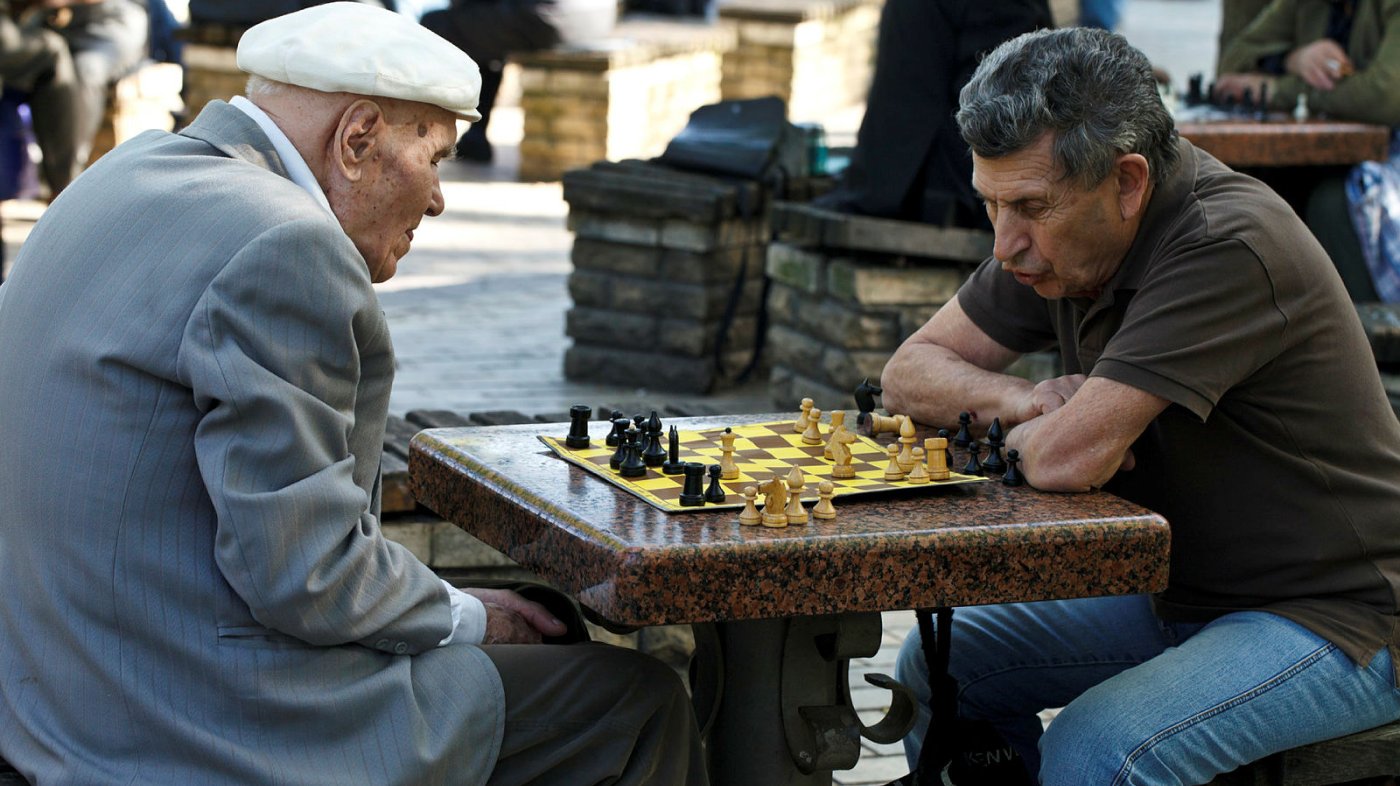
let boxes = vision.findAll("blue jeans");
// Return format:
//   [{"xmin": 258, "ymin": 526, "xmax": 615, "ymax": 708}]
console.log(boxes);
[{"xmin": 895, "ymin": 595, "xmax": 1400, "ymax": 785}]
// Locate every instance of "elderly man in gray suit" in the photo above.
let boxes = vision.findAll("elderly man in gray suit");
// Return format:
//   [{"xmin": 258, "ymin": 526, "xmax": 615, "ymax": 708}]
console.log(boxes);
[{"xmin": 0, "ymin": 4, "xmax": 707, "ymax": 784}]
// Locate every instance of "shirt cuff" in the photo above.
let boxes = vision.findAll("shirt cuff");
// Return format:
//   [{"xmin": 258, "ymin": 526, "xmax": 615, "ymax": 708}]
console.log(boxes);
[{"xmin": 437, "ymin": 579, "xmax": 488, "ymax": 646}]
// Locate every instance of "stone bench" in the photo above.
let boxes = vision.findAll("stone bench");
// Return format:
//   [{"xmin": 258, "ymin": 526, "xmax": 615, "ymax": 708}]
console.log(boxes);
[
  {"xmin": 717, "ymin": 0, "xmax": 881, "ymax": 122},
  {"xmin": 514, "ymin": 16, "xmax": 735, "ymax": 181}
]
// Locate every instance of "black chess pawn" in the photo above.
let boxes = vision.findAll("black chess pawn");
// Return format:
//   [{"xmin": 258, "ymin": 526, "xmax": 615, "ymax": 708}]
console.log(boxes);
[
  {"xmin": 1003, "ymin": 449, "xmax": 1024, "ymax": 487},
  {"xmin": 1186, "ymin": 72, "xmax": 1203, "ymax": 106},
  {"xmin": 662, "ymin": 424, "xmax": 685, "ymax": 475},
  {"xmin": 679, "ymin": 462, "xmax": 707, "ymax": 506},
  {"xmin": 609, "ymin": 417, "xmax": 632, "ymax": 470},
  {"xmin": 1256, "ymin": 81, "xmax": 1270, "ymax": 121},
  {"xmin": 982, "ymin": 417, "xmax": 1006, "ymax": 474},
  {"xmin": 962, "ymin": 441, "xmax": 983, "ymax": 476},
  {"xmin": 565, "ymin": 404, "xmax": 592, "ymax": 449},
  {"xmin": 703, "ymin": 464, "xmax": 726, "ymax": 503},
  {"xmin": 938, "ymin": 428, "xmax": 954, "ymax": 468},
  {"xmin": 605, "ymin": 410, "xmax": 625, "ymax": 447},
  {"xmin": 619, "ymin": 426, "xmax": 649, "ymax": 478},
  {"xmin": 953, "ymin": 412, "xmax": 973, "ymax": 448}
]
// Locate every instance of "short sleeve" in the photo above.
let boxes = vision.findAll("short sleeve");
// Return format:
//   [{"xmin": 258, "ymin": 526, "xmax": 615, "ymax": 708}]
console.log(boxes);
[{"xmin": 957, "ymin": 256, "xmax": 1059, "ymax": 353}]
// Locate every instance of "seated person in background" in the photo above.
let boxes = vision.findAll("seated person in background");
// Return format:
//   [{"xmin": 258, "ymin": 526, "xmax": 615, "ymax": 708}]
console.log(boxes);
[
  {"xmin": 882, "ymin": 27, "xmax": 1400, "ymax": 784},
  {"xmin": 57, "ymin": 0, "xmax": 147, "ymax": 164},
  {"xmin": 0, "ymin": 0, "xmax": 86, "ymax": 195},
  {"xmin": 422, "ymin": 0, "xmax": 616, "ymax": 163},
  {"xmin": 1216, "ymin": 0, "xmax": 1400, "ymax": 301},
  {"xmin": 0, "ymin": 4, "xmax": 706, "ymax": 784},
  {"xmin": 815, "ymin": 0, "xmax": 1051, "ymax": 226}
]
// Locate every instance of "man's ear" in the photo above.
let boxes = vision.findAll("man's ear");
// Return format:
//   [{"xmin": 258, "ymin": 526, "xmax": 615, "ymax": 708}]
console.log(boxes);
[
  {"xmin": 1115, "ymin": 152, "xmax": 1151, "ymax": 220},
  {"xmin": 334, "ymin": 99, "xmax": 385, "ymax": 183}
]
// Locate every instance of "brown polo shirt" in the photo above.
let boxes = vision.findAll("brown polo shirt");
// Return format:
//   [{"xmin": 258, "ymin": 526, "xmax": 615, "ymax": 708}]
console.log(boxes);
[{"xmin": 959, "ymin": 139, "xmax": 1400, "ymax": 679}]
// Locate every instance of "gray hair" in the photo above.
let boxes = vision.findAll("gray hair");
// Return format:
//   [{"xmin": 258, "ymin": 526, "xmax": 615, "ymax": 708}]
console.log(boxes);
[
  {"xmin": 957, "ymin": 27, "xmax": 1179, "ymax": 189},
  {"xmin": 245, "ymin": 74, "xmax": 291, "ymax": 101}
]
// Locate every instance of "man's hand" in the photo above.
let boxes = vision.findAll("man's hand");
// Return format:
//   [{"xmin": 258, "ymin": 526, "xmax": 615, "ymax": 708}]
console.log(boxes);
[
  {"xmin": 1285, "ymin": 39, "xmax": 1353, "ymax": 90},
  {"xmin": 1214, "ymin": 73, "xmax": 1278, "ymax": 102},
  {"xmin": 464, "ymin": 588, "xmax": 569, "ymax": 645},
  {"xmin": 1017, "ymin": 374, "xmax": 1088, "ymax": 419}
]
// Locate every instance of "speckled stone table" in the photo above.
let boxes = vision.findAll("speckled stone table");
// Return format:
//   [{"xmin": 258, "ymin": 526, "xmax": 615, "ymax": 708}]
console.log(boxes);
[
  {"xmin": 1177, "ymin": 119, "xmax": 1388, "ymax": 167},
  {"xmin": 410, "ymin": 412, "xmax": 1170, "ymax": 786}
]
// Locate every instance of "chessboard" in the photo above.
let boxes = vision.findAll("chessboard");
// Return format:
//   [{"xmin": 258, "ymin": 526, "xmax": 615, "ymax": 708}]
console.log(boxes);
[{"xmin": 540, "ymin": 420, "xmax": 986, "ymax": 513}]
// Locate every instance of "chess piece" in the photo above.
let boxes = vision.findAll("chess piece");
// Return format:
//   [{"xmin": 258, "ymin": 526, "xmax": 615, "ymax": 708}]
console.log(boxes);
[
  {"xmin": 609, "ymin": 417, "xmax": 632, "ymax": 470},
  {"xmin": 1003, "ymin": 449, "xmax": 1024, "ymax": 487},
  {"xmin": 953, "ymin": 412, "xmax": 973, "ymax": 448},
  {"xmin": 801, "ymin": 407, "xmax": 824, "ymax": 445},
  {"xmin": 739, "ymin": 486, "xmax": 762, "ymax": 525},
  {"xmin": 897, "ymin": 415, "xmax": 917, "ymax": 472},
  {"xmin": 937, "ymin": 428, "xmax": 953, "ymax": 467},
  {"xmin": 854, "ymin": 377, "xmax": 882, "ymax": 416},
  {"xmin": 605, "ymin": 409, "xmax": 625, "ymax": 447},
  {"xmin": 761, "ymin": 473, "xmax": 789, "ymax": 528},
  {"xmin": 679, "ymin": 462, "xmax": 707, "ymax": 506},
  {"xmin": 784, "ymin": 466, "xmax": 808, "ymax": 524},
  {"xmin": 811, "ymin": 480, "xmax": 837, "ymax": 520},
  {"xmin": 620, "ymin": 426, "xmax": 649, "ymax": 478},
  {"xmin": 884, "ymin": 443, "xmax": 905, "ymax": 481},
  {"xmin": 704, "ymin": 464, "xmax": 727, "ymax": 503},
  {"xmin": 831, "ymin": 429, "xmax": 857, "ymax": 479},
  {"xmin": 925, "ymin": 437, "xmax": 950, "ymax": 480},
  {"xmin": 795, "ymin": 397, "xmax": 814, "ymax": 433},
  {"xmin": 1293, "ymin": 92, "xmax": 1310, "ymax": 121},
  {"xmin": 962, "ymin": 441, "xmax": 983, "ymax": 476},
  {"xmin": 907, "ymin": 448, "xmax": 930, "ymax": 483},
  {"xmin": 864, "ymin": 412, "xmax": 901, "ymax": 435},
  {"xmin": 982, "ymin": 417, "xmax": 1006, "ymax": 475},
  {"xmin": 565, "ymin": 404, "xmax": 592, "ymax": 449},
  {"xmin": 719, "ymin": 427, "xmax": 740, "ymax": 480},
  {"xmin": 661, "ymin": 424, "xmax": 685, "ymax": 475},
  {"xmin": 823, "ymin": 411, "xmax": 847, "ymax": 460},
  {"xmin": 642, "ymin": 411, "xmax": 667, "ymax": 467}
]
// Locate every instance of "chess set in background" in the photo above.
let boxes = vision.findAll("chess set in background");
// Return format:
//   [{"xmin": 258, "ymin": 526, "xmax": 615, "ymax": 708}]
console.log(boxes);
[{"xmin": 541, "ymin": 396, "xmax": 1027, "ymax": 523}]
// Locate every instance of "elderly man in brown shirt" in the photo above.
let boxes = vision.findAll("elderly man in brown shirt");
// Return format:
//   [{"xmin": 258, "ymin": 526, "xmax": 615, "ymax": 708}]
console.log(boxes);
[{"xmin": 881, "ymin": 27, "xmax": 1400, "ymax": 786}]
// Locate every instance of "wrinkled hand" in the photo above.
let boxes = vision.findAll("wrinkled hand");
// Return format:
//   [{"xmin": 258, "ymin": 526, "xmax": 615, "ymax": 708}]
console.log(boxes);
[
  {"xmin": 465, "ymin": 588, "xmax": 568, "ymax": 645},
  {"xmin": 1020, "ymin": 374, "xmax": 1088, "ymax": 419},
  {"xmin": 1285, "ymin": 39, "xmax": 1353, "ymax": 90},
  {"xmin": 1214, "ymin": 73, "xmax": 1278, "ymax": 102}
]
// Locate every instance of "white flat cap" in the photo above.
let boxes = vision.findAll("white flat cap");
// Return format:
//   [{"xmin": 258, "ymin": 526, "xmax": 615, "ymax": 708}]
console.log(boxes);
[{"xmin": 237, "ymin": 2, "xmax": 482, "ymax": 121}]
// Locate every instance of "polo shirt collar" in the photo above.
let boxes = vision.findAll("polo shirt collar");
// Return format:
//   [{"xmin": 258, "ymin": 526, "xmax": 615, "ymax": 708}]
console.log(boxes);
[{"xmin": 1082, "ymin": 137, "xmax": 1199, "ymax": 310}]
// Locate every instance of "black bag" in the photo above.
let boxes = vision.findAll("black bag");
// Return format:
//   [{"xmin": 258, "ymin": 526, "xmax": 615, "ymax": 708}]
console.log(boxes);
[{"xmin": 657, "ymin": 97, "xmax": 809, "ymax": 192}]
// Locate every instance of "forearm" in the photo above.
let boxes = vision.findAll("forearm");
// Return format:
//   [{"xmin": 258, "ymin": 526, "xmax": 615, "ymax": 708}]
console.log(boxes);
[{"xmin": 881, "ymin": 340, "xmax": 1034, "ymax": 433}]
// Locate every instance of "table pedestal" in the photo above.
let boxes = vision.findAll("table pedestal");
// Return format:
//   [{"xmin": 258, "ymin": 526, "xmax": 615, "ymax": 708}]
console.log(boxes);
[{"xmin": 694, "ymin": 613, "xmax": 917, "ymax": 786}]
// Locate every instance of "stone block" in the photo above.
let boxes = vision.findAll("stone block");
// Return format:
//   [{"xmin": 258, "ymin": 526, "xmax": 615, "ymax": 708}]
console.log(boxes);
[
  {"xmin": 381, "ymin": 515, "xmax": 438, "ymax": 564},
  {"xmin": 765, "ymin": 283, "xmax": 802, "ymax": 328},
  {"xmin": 765, "ymin": 242, "xmax": 826, "ymax": 295},
  {"xmin": 827, "ymin": 260, "xmax": 964, "ymax": 307},
  {"xmin": 570, "ymin": 211, "xmax": 663, "ymax": 246},
  {"xmin": 658, "ymin": 247, "xmax": 763, "ymax": 286},
  {"xmin": 660, "ymin": 217, "xmax": 766, "ymax": 252},
  {"xmin": 819, "ymin": 347, "xmax": 889, "ymax": 393},
  {"xmin": 431, "ymin": 524, "xmax": 519, "ymax": 569},
  {"xmin": 566, "ymin": 345, "xmax": 740, "ymax": 392},
  {"xmin": 766, "ymin": 324, "xmax": 826, "ymax": 373},
  {"xmin": 571, "ymin": 238, "xmax": 662, "ymax": 278},
  {"xmin": 897, "ymin": 304, "xmax": 941, "ymax": 341},
  {"xmin": 798, "ymin": 298, "xmax": 902, "ymax": 352},
  {"xmin": 768, "ymin": 364, "xmax": 854, "ymax": 412},
  {"xmin": 569, "ymin": 270, "xmax": 766, "ymax": 321},
  {"xmin": 566, "ymin": 307, "xmax": 657, "ymax": 347}
]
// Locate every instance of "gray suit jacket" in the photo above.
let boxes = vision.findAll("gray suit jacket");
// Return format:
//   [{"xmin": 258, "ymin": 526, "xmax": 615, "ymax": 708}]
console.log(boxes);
[{"xmin": 0, "ymin": 101, "xmax": 503, "ymax": 785}]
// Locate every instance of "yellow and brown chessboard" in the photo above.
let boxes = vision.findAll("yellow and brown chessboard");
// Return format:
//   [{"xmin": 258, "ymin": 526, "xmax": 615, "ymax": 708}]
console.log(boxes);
[{"xmin": 540, "ymin": 420, "xmax": 985, "ymax": 513}]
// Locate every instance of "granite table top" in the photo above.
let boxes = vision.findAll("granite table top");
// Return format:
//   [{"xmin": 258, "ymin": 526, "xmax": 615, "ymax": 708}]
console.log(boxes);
[
  {"xmin": 1176, "ymin": 118, "xmax": 1389, "ymax": 167},
  {"xmin": 409, "ymin": 413, "xmax": 1170, "ymax": 628}
]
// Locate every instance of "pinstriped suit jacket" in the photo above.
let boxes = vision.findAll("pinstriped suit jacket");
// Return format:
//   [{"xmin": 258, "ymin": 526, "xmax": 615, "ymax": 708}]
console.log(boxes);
[{"xmin": 0, "ymin": 101, "xmax": 503, "ymax": 785}]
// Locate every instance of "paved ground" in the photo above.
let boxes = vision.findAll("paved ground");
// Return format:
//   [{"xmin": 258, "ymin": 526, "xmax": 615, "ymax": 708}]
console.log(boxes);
[{"xmin": 0, "ymin": 2, "xmax": 1221, "ymax": 781}]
